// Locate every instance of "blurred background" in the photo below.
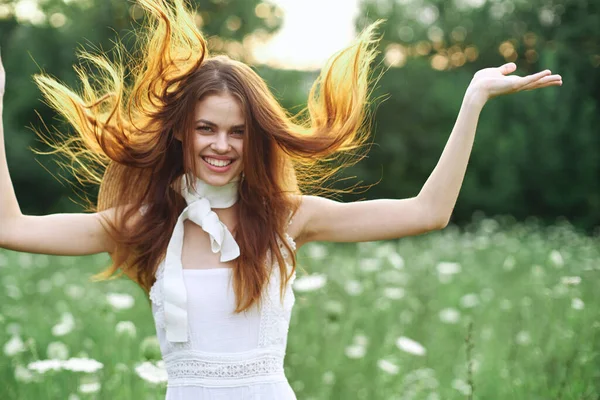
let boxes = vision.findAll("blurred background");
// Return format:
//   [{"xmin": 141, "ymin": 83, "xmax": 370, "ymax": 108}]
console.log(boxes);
[
  {"xmin": 1, "ymin": 1, "xmax": 599, "ymax": 399},
  {"xmin": 0, "ymin": 0, "xmax": 598, "ymax": 232}
]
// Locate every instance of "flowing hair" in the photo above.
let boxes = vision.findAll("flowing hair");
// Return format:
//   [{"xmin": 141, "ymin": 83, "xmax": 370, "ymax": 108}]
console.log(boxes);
[{"xmin": 32, "ymin": 0, "xmax": 383, "ymax": 312}]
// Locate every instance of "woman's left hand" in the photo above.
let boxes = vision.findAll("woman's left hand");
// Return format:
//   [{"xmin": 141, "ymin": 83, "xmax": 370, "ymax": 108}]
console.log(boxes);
[{"xmin": 467, "ymin": 62, "xmax": 562, "ymax": 105}]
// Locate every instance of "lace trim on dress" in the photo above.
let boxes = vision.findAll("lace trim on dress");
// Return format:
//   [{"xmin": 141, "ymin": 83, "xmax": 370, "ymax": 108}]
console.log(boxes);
[{"xmin": 164, "ymin": 350, "xmax": 286, "ymax": 387}]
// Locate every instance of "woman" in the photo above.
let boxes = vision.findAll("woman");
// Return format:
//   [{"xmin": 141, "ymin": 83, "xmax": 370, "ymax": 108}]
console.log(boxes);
[{"xmin": 0, "ymin": 0, "xmax": 562, "ymax": 398}]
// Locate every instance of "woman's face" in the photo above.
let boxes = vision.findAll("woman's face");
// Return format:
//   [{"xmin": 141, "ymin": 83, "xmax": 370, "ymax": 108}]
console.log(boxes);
[{"xmin": 189, "ymin": 92, "xmax": 245, "ymax": 186}]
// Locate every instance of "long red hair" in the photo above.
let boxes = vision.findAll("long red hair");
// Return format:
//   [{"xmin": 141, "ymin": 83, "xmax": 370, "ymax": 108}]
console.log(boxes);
[{"xmin": 32, "ymin": 0, "xmax": 382, "ymax": 312}]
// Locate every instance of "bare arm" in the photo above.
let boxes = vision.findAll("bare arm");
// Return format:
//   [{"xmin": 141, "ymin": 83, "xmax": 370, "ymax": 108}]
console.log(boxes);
[
  {"xmin": 0, "ymin": 51, "xmax": 118, "ymax": 256},
  {"xmin": 291, "ymin": 63, "xmax": 562, "ymax": 245}
]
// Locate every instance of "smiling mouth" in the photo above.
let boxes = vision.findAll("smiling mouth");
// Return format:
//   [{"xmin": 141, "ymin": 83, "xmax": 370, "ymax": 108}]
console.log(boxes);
[{"xmin": 202, "ymin": 157, "xmax": 234, "ymax": 167}]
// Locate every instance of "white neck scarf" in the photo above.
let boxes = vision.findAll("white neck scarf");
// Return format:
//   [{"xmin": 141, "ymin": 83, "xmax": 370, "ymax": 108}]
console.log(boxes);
[{"xmin": 163, "ymin": 174, "xmax": 240, "ymax": 343}]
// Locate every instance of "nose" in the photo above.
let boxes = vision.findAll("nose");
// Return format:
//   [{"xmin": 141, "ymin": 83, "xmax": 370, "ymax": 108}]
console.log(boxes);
[{"xmin": 211, "ymin": 131, "xmax": 231, "ymax": 153}]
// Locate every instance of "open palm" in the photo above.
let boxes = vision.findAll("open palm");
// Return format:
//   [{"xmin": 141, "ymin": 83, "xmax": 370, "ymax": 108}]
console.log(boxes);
[{"xmin": 470, "ymin": 62, "xmax": 562, "ymax": 102}]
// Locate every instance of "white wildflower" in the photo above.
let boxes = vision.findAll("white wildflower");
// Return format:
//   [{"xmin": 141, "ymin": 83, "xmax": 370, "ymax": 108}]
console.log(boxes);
[
  {"xmin": 560, "ymin": 276, "xmax": 581, "ymax": 286},
  {"xmin": 14, "ymin": 364, "xmax": 35, "ymax": 383},
  {"xmin": 52, "ymin": 312, "xmax": 75, "ymax": 337},
  {"xmin": 439, "ymin": 308, "xmax": 460, "ymax": 324},
  {"xmin": 28, "ymin": 359, "xmax": 63, "ymax": 374},
  {"xmin": 452, "ymin": 378, "xmax": 472, "ymax": 395},
  {"xmin": 515, "ymin": 331, "xmax": 531, "ymax": 346},
  {"xmin": 4, "ymin": 335, "xmax": 26, "ymax": 357},
  {"xmin": 293, "ymin": 274, "xmax": 327, "ymax": 292},
  {"xmin": 62, "ymin": 357, "xmax": 103, "ymax": 373},
  {"xmin": 459, "ymin": 293, "xmax": 480, "ymax": 308},
  {"xmin": 359, "ymin": 257, "xmax": 382, "ymax": 272},
  {"xmin": 436, "ymin": 262, "xmax": 461, "ymax": 275},
  {"xmin": 322, "ymin": 370, "xmax": 335, "ymax": 385},
  {"xmin": 344, "ymin": 344, "xmax": 366, "ymax": 359},
  {"xmin": 47, "ymin": 341, "xmax": 69, "ymax": 360},
  {"xmin": 377, "ymin": 359, "xmax": 400, "ymax": 375},
  {"xmin": 353, "ymin": 334, "xmax": 369, "ymax": 347},
  {"xmin": 135, "ymin": 361, "xmax": 168, "ymax": 384},
  {"xmin": 65, "ymin": 284, "xmax": 85, "ymax": 299},
  {"xmin": 383, "ymin": 287, "xmax": 405, "ymax": 300},
  {"xmin": 115, "ymin": 321, "xmax": 137, "ymax": 338},
  {"xmin": 79, "ymin": 382, "xmax": 101, "ymax": 393},
  {"xmin": 344, "ymin": 280, "xmax": 363, "ymax": 296},
  {"xmin": 306, "ymin": 243, "xmax": 328, "ymax": 260},
  {"xmin": 387, "ymin": 252, "xmax": 405, "ymax": 269},
  {"xmin": 106, "ymin": 293, "xmax": 135, "ymax": 310},
  {"xmin": 549, "ymin": 250, "xmax": 564, "ymax": 267},
  {"xmin": 396, "ymin": 336, "xmax": 426, "ymax": 356},
  {"xmin": 503, "ymin": 255, "xmax": 516, "ymax": 271},
  {"xmin": 571, "ymin": 298, "xmax": 585, "ymax": 310}
]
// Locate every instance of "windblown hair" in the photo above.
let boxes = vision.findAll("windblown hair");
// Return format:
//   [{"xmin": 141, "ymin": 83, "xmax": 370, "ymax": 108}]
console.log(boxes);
[{"xmin": 33, "ymin": 0, "xmax": 382, "ymax": 312}]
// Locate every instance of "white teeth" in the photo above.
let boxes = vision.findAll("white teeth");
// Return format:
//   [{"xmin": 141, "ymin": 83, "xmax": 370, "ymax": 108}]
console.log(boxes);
[{"xmin": 204, "ymin": 157, "xmax": 233, "ymax": 167}]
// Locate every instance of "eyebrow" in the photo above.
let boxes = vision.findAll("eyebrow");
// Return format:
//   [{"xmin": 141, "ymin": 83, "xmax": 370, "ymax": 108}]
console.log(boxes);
[{"xmin": 196, "ymin": 119, "xmax": 245, "ymax": 129}]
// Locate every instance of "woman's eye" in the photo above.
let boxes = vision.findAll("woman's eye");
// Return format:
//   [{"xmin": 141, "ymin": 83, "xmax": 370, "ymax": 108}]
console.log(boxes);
[
  {"xmin": 196, "ymin": 126, "xmax": 212, "ymax": 132},
  {"xmin": 232, "ymin": 130, "xmax": 244, "ymax": 136}
]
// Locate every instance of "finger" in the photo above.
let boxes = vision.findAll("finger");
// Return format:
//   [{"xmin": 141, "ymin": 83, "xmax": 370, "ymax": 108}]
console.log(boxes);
[
  {"xmin": 499, "ymin": 62, "xmax": 517, "ymax": 75},
  {"xmin": 519, "ymin": 69, "xmax": 552, "ymax": 89},
  {"xmin": 520, "ymin": 74, "xmax": 562, "ymax": 91}
]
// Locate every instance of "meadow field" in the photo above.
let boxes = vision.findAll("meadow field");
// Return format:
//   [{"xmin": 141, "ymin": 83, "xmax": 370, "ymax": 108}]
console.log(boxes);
[{"xmin": 1, "ymin": 215, "xmax": 598, "ymax": 399}]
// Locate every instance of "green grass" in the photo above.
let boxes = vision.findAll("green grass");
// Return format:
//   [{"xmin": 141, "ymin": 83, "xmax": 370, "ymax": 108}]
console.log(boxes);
[{"xmin": 1, "ymin": 216, "xmax": 598, "ymax": 399}]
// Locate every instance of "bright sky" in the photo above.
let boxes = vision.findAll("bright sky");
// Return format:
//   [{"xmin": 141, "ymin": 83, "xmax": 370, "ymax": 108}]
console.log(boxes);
[{"xmin": 252, "ymin": 0, "xmax": 362, "ymax": 70}]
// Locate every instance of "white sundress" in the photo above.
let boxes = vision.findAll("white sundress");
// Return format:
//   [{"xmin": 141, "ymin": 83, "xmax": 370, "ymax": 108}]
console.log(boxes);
[{"xmin": 148, "ymin": 232, "xmax": 298, "ymax": 400}]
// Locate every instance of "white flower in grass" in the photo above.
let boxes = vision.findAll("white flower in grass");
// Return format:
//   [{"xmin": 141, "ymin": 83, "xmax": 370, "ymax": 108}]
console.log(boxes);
[
  {"xmin": 306, "ymin": 243, "xmax": 328, "ymax": 260},
  {"xmin": 344, "ymin": 344, "xmax": 366, "ymax": 359},
  {"xmin": 68, "ymin": 394, "xmax": 81, "ymax": 400},
  {"xmin": 116, "ymin": 321, "xmax": 137, "ymax": 338},
  {"xmin": 106, "ymin": 293, "xmax": 135, "ymax": 310},
  {"xmin": 344, "ymin": 280, "xmax": 363, "ymax": 296},
  {"xmin": 37, "ymin": 279, "xmax": 52, "ymax": 294},
  {"xmin": 572, "ymin": 298, "xmax": 585, "ymax": 310},
  {"xmin": 561, "ymin": 276, "xmax": 581, "ymax": 286},
  {"xmin": 65, "ymin": 284, "xmax": 85, "ymax": 299},
  {"xmin": 459, "ymin": 293, "xmax": 479, "ymax": 308},
  {"xmin": 515, "ymin": 331, "xmax": 531, "ymax": 346},
  {"xmin": 503, "ymin": 256, "xmax": 516, "ymax": 271},
  {"xmin": 62, "ymin": 357, "xmax": 103, "ymax": 373},
  {"xmin": 322, "ymin": 370, "xmax": 335, "ymax": 385},
  {"xmin": 439, "ymin": 308, "xmax": 460, "ymax": 324},
  {"xmin": 0, "ymin": 253, "xmax": 8, "ymax": 267},
  {"xmin": 14, "ymin": 364, "xmax": 35, "ymax": 383},
  {"xmin": 79, "ymin": 382, "xmax": 101, "ymax": 393},
  {"xmin": 387, "ymin": 252, "xmax": 405, "ymax": 269},
  {"xmin": 360, "ymin": 257, "xmax": 382, "ymax": 272},
  {"xmin": 436, "ymin": 261, "xmax": 461, "ymax": 275},
  {"xmin": 353, "ymin": 334, "xmax": 369, "ymax": 347},
  {"xmin": 452, "ymin": 378, "xmax": 472, "ymax": 396},
  {"xmin": 4, "ymin": 335, "xmax": 26, "ymax": 357},
  {"xmin": 47, "ymin": 341, "xmax": 69, "ymax": 360},
  {"xmin": 549, "ymin": 250, "xmax": 564, "ymax": 267},
  {"xmin": 52, "ymin": 312, "xmax": 75, "ymax": 337},
  {"xmin": 377, "ymin": 359, "xmax": 400, "ymax": 375},
  {"xmin": 383, "ymin": 287, "xmax": 405, "ymax": 300},
  {"xmin": 293, "ymin": 274, "xmax": 327, "ymax": 292},
  {"xmin": 396, "ymin": 336, "xmax": 426, "ymax": 356},
  {"xmin": 135, "ymin": 361, "xmax": 168, "ymax": 384},
  {"xmin": 28, "ymin": 359, "xmax": 63, "ymax": 373}
]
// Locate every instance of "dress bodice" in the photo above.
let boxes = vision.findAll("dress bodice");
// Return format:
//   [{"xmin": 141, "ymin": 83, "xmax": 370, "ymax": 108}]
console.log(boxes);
[{"xmin": 148, "ymin": 232, "xmax": 297, "ymax": 390}]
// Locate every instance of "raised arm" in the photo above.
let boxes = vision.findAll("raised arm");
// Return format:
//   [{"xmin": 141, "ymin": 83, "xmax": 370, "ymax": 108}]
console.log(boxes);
[
  {"xmin": 0, "ymin": 50, "xmax": 117, "ymax": 256},
  {"xmin": 291, "ymin": 63, "xmax": 562, "ymax": 246}
]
